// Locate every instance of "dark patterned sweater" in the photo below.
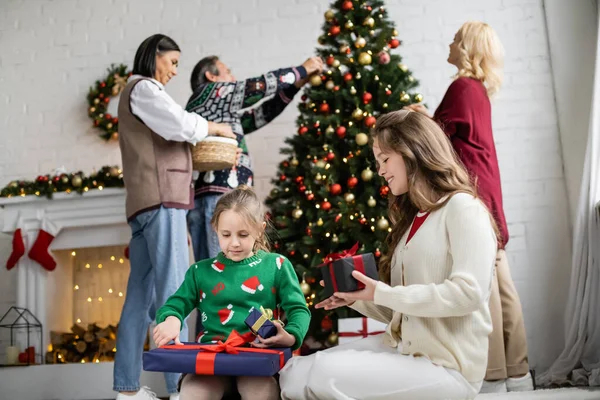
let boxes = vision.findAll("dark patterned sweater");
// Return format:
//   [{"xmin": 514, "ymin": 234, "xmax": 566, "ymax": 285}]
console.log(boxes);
[{"xmin": 186, "ymin": 66, "xmax": 307, "ymax": 196}]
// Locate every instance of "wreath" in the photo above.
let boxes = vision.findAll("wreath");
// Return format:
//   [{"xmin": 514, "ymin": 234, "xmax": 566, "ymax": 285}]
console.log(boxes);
[{"xmin": 87, "ymin": 64, "xmax": 131, "ymax": 141}]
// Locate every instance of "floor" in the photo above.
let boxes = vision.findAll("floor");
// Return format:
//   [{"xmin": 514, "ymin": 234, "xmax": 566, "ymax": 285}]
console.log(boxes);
[{"xmin": 477, "ymin": 387, "xmax": 600, "ymax": 399}]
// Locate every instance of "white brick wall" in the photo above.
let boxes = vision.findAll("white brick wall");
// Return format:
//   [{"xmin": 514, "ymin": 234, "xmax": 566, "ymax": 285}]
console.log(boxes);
[{"xmin": 0, "ymin": 0, "xmax": 573, "ymax": 373}]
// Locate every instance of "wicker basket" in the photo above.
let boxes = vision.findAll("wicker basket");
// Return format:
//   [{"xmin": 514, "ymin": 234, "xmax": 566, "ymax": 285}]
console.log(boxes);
[{"xmin": 191, "ymin": 136, "xmax": 238, "ymax": 172}]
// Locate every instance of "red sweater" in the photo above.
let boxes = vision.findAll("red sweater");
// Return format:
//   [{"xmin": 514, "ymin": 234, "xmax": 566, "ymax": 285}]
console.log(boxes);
[{"xmin": 434, "ymin": 77, "xmax": 508, "ymax": 248}]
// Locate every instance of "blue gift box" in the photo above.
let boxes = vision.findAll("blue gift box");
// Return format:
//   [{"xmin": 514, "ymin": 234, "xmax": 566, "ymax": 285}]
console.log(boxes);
[
  {"xmin": 142, "ymin": 338, "xmax": 291, "ymax": 376},
  {"xmin": 244, "ymin": 308, "xmax": 278, "ymax": 339}
]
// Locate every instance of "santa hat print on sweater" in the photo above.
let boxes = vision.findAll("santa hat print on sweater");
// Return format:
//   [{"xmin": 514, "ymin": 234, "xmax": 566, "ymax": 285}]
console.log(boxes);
[
  {"xmin": 241, "ymin": 276, "xmax": 264, "ymax": 294},
  {"xmin": 276, "ymin": 256, "xmax": 285, "ymax": 270},
  {"xmin": 218, "ymin": 304, "xmax": 235, "ymax": 325},
  {"xmin": 212, "ymin": 260, "xmax": 225, "ymax": 273},
  {"xmin": 199, "ymin": 290, "xmax": 206, "ymax": 302}
]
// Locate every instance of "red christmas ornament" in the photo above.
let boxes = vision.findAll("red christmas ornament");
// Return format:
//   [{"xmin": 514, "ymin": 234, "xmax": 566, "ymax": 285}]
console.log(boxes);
[
  {"xmin": 362, "ymin": 92, "xmax": 373, "ymax": 104},
  {"xmin": 299, "ymin": 185, "xmax": 307, "ymax": 192},
  {"xmin": 275, "ymin": 243, "xmax": 280, "ymax": 249},
  {"xmin": 98, "ymin": 93, "xmax": 105, "ymax": 99},
  {"xmin": 301, "ymin": 95, "xmax": 308, "ymax": 101},
  {"xmin": 334, "ymin": 85, "xmax": 340, "ymax": 91},
  {"xmin": 307, "ymin": 193, "xmax": 315, "ymax": 201},
  {"xmin": 326, "ymin": 56, "xmax": 335, "ymax": 66},
  {"xmin": 343, "ymin": 73, "xmax": 353, "ymax": 82},
  {"xmin": 280, "ymin": 175, "xmax": 287, "ymax": 181},
  {"xmin": 347, "ymin": 176, "xmax": 358, "ymax": 188},
  {"xmin": 319, "ymin": 103, "xmax": 330, "ymax": 113},
  {"xmin": 375, "ymin": 249, "xmax": 381, "ymax": 257},
  {"xmin": 345, "ymin": 47, "xmax": 352, "ymax": 54},
  {"xmin": 295, "ymin": 176, "xmax": 304, "ymax": 183},
  {"xmin": 282, "ymin": 161, "xmax": 289, "ymax": 168},
  {"xmin": 314, "ymin": 121, "xmax": 320, "ymax": 128},
  {"xmin": 359, "ymin": 217, "xmax": 367, "ymax": 224},
  {"xmin": 100, "ymin": 82, "xmax": 107, "ymax": 88},
  {"xmin": 378, "ymin": 51, "xmax": 391, "ymax": 65},
  {"xmin": 289, "ymin": 250, "xmax": 296, "ymax": 256},
  {"xmin": 380, "ymin": 185, "xmax": 390, "ymax": 197},
  {"xmin": 104, "ymin": 97, "xmax": 110, "ymax": 103},
  {"xmin": 389, "ymin": 39, "xmax": 400, "ymax": 48},
  {"xmin": 385, "ymin": 88, "xmax": 392, "ymax": 96},
  {"xmin": 306, "ymin": 227, "xmax": 312, "ymax": 236},
  {"xmin": 365, "ymin": 116, "xmax": 377, "ymax": 127},
  {"xmin": 321, "ymin": 201, "xmax": 332, "ymax": 211},
  {"xmin": 298, "ymin": 126, "xmax": 308, "ymax": 135},
  {"xmin": 330, "ymin": 183, "xmax": 342, "ymax": 195},
  {"xmin": 326, "ymin": 152, "xmax": 335, "ymax": 161},
  {"xmin": 330, "ymin": 25, "xmax": 341, "ymax": 36},
  {"xmin": 335, "ymin": 214, "xmax": 342, "ymax": 223},
  {"xmin": 52, "ymin": 176, "xmax": 60, "ymax": 183},
  {"xmin": 105, "ymin": 113, "xmax": 112, "ymax": 120},
  {"xmin": 341, "ymin": 1, "xmax": 353, "ymax": 11},
  {"xmin": 336, "ymin": 126, "xmax": 346, "ymax": 138}
]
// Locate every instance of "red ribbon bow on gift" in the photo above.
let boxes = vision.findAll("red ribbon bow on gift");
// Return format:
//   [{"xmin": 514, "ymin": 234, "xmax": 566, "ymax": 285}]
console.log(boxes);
[
  {"xmin": 338, "ymin": 317, "xmax": 386, "ymax": 339},
  {"xmin": 161, "ymin": 330, "xmax": 285, "ymax": 375},
  {"xmin": 321, "ymin": 242, "xmax": 360, "ymax": 265}
]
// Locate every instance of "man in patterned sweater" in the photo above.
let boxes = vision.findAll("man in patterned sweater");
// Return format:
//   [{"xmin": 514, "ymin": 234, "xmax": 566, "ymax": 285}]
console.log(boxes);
[{"xmin": 185, "ymin": 56, "xmax": 323, "ymax": 266}]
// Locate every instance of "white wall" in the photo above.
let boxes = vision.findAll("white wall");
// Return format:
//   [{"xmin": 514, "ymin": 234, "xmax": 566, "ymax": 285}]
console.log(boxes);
[
  {"xmin": 0, "ymin": 0, "xmax": 581, "ymax": 374},
  {"xmin": 544, "ymin": 0, "xmax": 598, "ymax": 223}
]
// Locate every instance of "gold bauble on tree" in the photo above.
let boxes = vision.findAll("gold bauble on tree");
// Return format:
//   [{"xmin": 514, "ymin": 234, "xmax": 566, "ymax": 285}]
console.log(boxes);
[
  {"xmin": 377, "ymin": 217, "xmax": 390, "ymax": 230},
  {"xmin": 109, "ymin": 167, "xmax": 120, "ymax": 177},
  {"xmin": 355, "ymin": 133, "xmax": 369, "ymax": 146},
  {"xmin": 325, "ymin": 80, "xmax": 335, "ymax": 90},
  {"xmin": 398, "ymin": 63, "xmax": 408, "ymax": 72},
  {"xmin": 345, "ymin": 20, "xmax": 354, "ymax": 30},
  {"xmin": 300, "ymin": 278, "xmax": 311, "ymax": 295},
  {"xmin": 292, "ymin": 208, "xmax": 303, "ymax": 219},
  {"xmin": 317, "ymin": 218, "xmax": 324, "ymax": 226},
  {"xmin": 361, "ymin": 168, "xmax": 374, "ymax": 181},
  {"xmin": 291, "ymin": 157, "xmax": 299, "ymax": 166},
  {"xmin": 400, "ymin": 92, "xmax": 410, "ymax": 102},
  {"xmin": 324, "ymin": 9, "xmax": 335, "ymax": 21},
  {"xmin": 358, "ymin": 52, "xmax": 372, "ymax": 65},
  {"xmin": 349, "ymin": 86, "xmax": 357, "ymax": 95},
  {"xmin": 316, "ymin": 160, "xmax": 327, "ymax": 169},
  {"xmin": 363, "ymin": 17, "xmax": 375, "ymax": 27},
  {"xmin": 352, "ymin": 108, "xmax": 364, "ymax": 120},
  {"xmin": 327, "ymin": 332, "xmax": 339, "ymax": 345},
  {"xmin": 354, "ymin": 37, "xmax": 366, "ymax": 48},
  {"xmin": 310, "ymin": 75, "xmax": 323, "ymax": 86},
  {"xmin": 72, "ymin": 175, "xmax": 83, "ymax": 187},
  {"xmin": 415, "ymin": 93, "xmax": 424, "ymax": 103},
  {"xmin": 332, "ymin": 59, "xmax": 341, "ymax": 68},
  {"xmin": 344, "ymin": 193, "xmax": 355, "ymax": 202},
  {"xmin": 368, "ymin": 196, "xmax": 377, "ymax": 207},
  {"xmin": 325, "ymin": 125, "xmax": 335, "ymax": 135}
]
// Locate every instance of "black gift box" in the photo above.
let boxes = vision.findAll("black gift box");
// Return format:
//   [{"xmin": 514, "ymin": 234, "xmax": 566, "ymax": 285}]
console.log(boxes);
[{"xmin": 320, "ymin": 252, "xmax": 379, "ymax": 298}]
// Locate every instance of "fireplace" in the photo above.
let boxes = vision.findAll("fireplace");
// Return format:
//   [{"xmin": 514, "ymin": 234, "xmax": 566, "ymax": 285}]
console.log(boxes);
[{"xmin": 0, "ymin": 188, "xmax": 176, "ymax": 399}]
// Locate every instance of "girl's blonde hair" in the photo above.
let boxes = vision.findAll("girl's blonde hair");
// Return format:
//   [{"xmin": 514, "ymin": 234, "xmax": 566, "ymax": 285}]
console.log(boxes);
[
  {"xmin": 211, "ymin": 185, "xmax": 271, "ymax": 252},
  {"xmin": 371, "ymin": 110, "xmax": 498, "ymax": 283},
  {"xmin": 454, "ymin": 21, "xmax": 504, "ymax": 97}
]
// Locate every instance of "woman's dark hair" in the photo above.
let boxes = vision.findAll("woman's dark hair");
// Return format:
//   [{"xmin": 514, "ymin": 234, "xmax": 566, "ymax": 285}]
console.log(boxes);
[
  {"xmin": 190, "ymin": 56, "xmax": 220, "ymax": 92},
  {"xmin": 132, "ymin": 34, "xmax": 181, "ymax": 78}
]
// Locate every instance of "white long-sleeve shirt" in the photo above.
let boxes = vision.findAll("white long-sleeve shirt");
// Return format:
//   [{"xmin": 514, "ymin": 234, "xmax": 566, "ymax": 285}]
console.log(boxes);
[
  {"xmin": 351, "ymin": 193, "xmax": 497, "ymax": 384},
  {"xmin": 128, "ymin": 75, "xmax": 208, "ymax": 145}
]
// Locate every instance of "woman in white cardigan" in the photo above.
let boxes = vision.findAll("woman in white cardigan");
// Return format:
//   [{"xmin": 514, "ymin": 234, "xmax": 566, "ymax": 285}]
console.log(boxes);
[{"xmin": 279, "ymin": 110, "xmax": 498, "ymax": 400}]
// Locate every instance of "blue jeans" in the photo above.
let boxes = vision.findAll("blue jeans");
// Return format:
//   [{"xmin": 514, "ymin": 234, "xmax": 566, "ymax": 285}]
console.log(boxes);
[
  {"xmin": 187, "ymin": 195, "xmax": 221, "ymax": 337},
  {"xmin": 113, "ymin": 207, "xmax": 190, "ymax": 394},
  {"xmin": 187, "ymin": 195, "xmax": 222, "ymax": 262}
]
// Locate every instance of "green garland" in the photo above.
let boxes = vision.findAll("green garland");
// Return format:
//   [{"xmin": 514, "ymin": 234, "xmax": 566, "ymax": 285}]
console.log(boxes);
[
  {"xmin": 0, "ymin": 166, "xmax": 124, "ymax": 199},
  {"xmin": 87, "ymin": 64, "xmax": 131, "ymax": 142}
]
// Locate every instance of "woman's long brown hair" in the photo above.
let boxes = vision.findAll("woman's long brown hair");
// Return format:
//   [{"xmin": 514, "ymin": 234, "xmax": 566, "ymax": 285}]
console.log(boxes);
[{"xmin": 371, "ymin": 110, "xmax": 499, "ymax": 283}]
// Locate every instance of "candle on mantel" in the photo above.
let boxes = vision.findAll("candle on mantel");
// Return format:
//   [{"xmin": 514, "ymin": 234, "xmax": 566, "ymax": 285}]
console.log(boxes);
[{"xmin": 5, "ymin": 346, "xmax": 19, "ymax": 365}]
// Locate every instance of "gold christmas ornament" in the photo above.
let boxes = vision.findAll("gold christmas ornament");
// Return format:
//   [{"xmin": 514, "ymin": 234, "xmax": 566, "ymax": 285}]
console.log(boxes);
[
  {"xmin": 310, "ymin": 75, "xmax": 323, "ymax": 86},
  {"xmin": 415, "ymin": 93, "xmax": 423, "ymax": 103},
  {"xmin": 316, "ymin": 160, "xmax": 327, "ymax": 169},
  {"xmin": 345, "ymin": 20, "xmax": 354, "ymax": 30},
  {"xmin": 111, "ymin": 132, "xmax": 119, "ymax": 140},
  {"xmin": 72, "ymin": 176, "xmax": 83, "ymax": 187},
  {"xmin": 358, "ymin": 52, "xmax": 372, "ymax": 65},
  {"xmin": 109, "ymin": 167, "xmax": 120, "ymax": 177},
  {"xmin": 324, "ymin": 9, "xmax": 335, "ymax": 21},
  {"xmin": 332, "ymin": 59, "xmax": 341, "ymax": 68},
  {"xmin": 106, "ymin": 123, "xmax": 113, "ymax": 129},
  {"xmin": 382, "ymin": 103, "xmax": 389, "ymax": 109},
  {"xmin": 291, "ymin": 157, "xmax": 299, "ymax": 166},
  {"xmin": 327, "ymin": 332, "xmax": 339, "ymax": 345},
  {"xmin": 89, "ymin": 107, "xmax": 96, "ymax": 113},
  {"xmin": 368, "ymin": 196, "xmax": 377, "ymax": 207},
  {"xmin": 317, "ymin": 218, "xmax": 324, "ymax": 226},
  {"xmin": 355, "ymin": 133, "xmax": 369, "ymax": 146},
  {"xmin": 393, "ymin": 29, "xmax": 398, "ymax": 36},
  {"xmin": 363, "ymin": 17, "xmax": 375, "ymax": 27},
  {"xmin": 369, "ymin": 30, "xmax": 376, "ymax": 37},
  {"xmin": 377, "ymin": 217, "xmax": 390, "ymax": 230},
  {"xmin": 352, "ymin": 108, "xmax": 364, "ymax": 120},
  {"xmin": 325, "ymin": 80, "xmax": 335, "ymax": 90},
  {"xmin": 354, "ymin": 37, "xmax": 366, "ymax": 48},
  {"xmin": 93, "ymin": 98, "xmax": 100, "ymax": 105},
  {"xmin": 400, "ymin": 92, "xmax": 411, "ymax": 102},
  {"xmin": 340, "ymin": 44, "xmax": 350, "ymax": 53},
  {"xmin": 318, "ymin": 35, "xmax": 326, "ymax": 45},
  {"xmin": 398, "ymin": 63, "xmax": 408, "ymax": 72},
  {"xmin": 292, "ymin": 209, "xmax": 303, "ymax": 219},
  {"xmin": 300, "ymin": 279, "xmax": 311, "ymax": 295},
  {"xmin": 61, "ymin": 175, "xmax": 69, "ymax": 184},
  {"xmin": 325, "ymin": 125, "xmax": 335, "ymax": 135},
  {"xmin": 361, "ymin": 168, "xmax": 374, "ymax": 181},
  {"xmin": 355, "ymin": 72, "xmax": 362, "ymax": 79},
  {"xmin": 344, "ymin": 193, "xmax": 355, "ymax": 202},
  {"xmin": 350, "ymin": 86, "xmax": 357, "ymax": 95},
  {"xmin": 408, "ymin": 76, "xmax": 415, "ymax": 82}
]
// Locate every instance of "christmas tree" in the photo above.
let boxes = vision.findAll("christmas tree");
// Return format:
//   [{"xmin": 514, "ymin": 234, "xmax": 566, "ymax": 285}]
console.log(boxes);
[{"xmin": 265, "ymin": 0, "xmax": 422, "ymax": 349}]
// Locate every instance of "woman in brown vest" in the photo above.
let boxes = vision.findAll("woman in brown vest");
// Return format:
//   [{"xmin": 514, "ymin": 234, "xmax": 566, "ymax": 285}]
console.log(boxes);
[{"xmin": 113, "ymin": 34, "xmax": 235, "ymax": 400}]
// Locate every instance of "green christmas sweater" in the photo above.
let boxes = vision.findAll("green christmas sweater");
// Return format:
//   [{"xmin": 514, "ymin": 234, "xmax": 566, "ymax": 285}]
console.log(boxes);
[{"xmin": 156, "ymin": 250, "xmax": 310, "ymax": 350}]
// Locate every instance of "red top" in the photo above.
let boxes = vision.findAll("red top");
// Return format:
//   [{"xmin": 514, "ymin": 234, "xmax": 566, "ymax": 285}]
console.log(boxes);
[
  {"xmin": 434, "ymin": 77, "xmax": 508, "ymax": 248},
  {"xmin": 407, "ymin": 212, "xmax": 429, "ymax": 244}
]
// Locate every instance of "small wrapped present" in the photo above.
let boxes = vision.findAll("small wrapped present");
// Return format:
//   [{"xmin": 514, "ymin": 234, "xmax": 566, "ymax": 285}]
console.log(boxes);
[
  {"xmin": 338, "ymin": 317, "xmax": 387, "ymax": 345},
  {"xmin": 244, "ymin": 306, "xmax": 282, "ymax": 339},
  {"xmin": 143, "ymin": 330, "xmax": 291, "ymax": 376},
  {"xmin": 319, "ymin": 243, "xmax": 379, "ymax": 298}
]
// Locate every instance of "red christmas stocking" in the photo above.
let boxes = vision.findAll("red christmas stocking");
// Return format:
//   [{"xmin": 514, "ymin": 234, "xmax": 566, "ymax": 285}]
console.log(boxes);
[
  {"xmin": 28, "ymin": 218, "xmax": 60, "ymax": 271},
  {"xmin": 6, "ymin": 228, "xmax": 25, "ymax": 270}
]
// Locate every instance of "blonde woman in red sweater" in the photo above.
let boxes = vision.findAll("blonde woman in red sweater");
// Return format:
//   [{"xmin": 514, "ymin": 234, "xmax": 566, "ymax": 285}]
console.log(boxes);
[{"xmin": 405, "ymin": 21, "xmax": 533, "ymax": 393}]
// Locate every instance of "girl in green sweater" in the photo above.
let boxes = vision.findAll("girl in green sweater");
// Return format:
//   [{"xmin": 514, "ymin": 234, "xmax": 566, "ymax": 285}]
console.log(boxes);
[{"xmin": 153, "ymin": 186, "xmax": 310, "ymax": 400}]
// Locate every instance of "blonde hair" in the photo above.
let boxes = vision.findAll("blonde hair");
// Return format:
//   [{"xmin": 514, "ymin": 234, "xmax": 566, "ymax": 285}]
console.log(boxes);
[
  {"xmin": 371, "ymin": 110, "xmax": 498, "ymax": 283},
  {"xmin": 211, "ymin": 185, "xmax": 271, "ymax": 252},
  {"xmin": 454, "ymin": 21, "xmax": 504, "ymax": 97}
]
